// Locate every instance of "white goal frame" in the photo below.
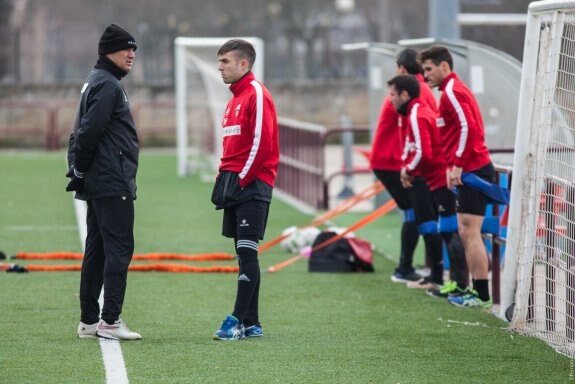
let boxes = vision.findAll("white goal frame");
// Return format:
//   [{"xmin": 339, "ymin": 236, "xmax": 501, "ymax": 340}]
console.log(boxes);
[
  {"xmin": 174, "ymin": 37, "xmax": 264, "ymax": 176},
  {"xmin": 502, "ymin": 0, "xmax": 575, "ymax": 357}
]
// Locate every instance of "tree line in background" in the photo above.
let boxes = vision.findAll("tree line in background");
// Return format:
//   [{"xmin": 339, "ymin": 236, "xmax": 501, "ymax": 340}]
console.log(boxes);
[{"xmin": 0, "ymin": 0, "xmax": 528, "ymax": 84}]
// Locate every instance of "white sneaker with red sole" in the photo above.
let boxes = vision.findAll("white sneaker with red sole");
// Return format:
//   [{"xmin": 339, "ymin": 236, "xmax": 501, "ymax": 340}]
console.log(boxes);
[{"xmin": 96, "ymin": 319, "xmax": 142, "ymax": 340}]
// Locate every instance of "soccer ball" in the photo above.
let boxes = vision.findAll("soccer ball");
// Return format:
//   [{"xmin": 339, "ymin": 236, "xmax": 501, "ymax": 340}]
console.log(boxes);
[
  {"xmin": 299, "ymin": 226, "xmax": 321, "ymax": 246},
  {"xmin": 280, "ymin": 226, "xmax": 299, "ymax": 254},
  {"xmin": 280, "ymin": 226, "xmax": 321, "ymax": 254}
]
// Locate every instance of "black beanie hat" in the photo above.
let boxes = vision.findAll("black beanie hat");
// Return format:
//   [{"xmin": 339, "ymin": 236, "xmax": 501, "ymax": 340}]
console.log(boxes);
[{"xmin": 98, "ymin": 24, "xmax": 137, "ymax": 55}]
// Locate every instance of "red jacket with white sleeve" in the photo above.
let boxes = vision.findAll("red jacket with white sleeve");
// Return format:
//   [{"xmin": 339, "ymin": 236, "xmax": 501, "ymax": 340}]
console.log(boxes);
[
  {"xmin": 437, "ymin": 72, "xmax": 491, "ymax": 172},
  {"xmin": 401, "ymin": 98, "xmax": 447, "ymax": 191},
  {"xmin": 219, "ymin": 72, "xmax": 279, "ymax": 188},
  {"xmin": 370, "ymin": 74, "xmax": 437, "ymax": 171}
]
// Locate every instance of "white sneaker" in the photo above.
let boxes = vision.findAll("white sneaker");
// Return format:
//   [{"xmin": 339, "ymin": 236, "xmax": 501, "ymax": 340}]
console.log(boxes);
[
  {"xmin": 77, "ymin": 321, "xmax": 98, "ymax": 339},
  {"xmin": 96, "ymin": 319, "xmax": 142, "ymax": 340}
]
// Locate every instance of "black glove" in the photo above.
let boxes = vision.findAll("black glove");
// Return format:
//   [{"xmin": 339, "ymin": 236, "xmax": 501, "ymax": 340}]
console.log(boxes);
[
  {"xmin": 65, "ymin": 167, "xmax": 85, "ymax": 193},
  {"xmin": 7, "ymin": 264, "xmax": 28, "ymax": 273},
  {"xmin": 66, "ymin": 176, "xmax": 84, "ymax": 193}
]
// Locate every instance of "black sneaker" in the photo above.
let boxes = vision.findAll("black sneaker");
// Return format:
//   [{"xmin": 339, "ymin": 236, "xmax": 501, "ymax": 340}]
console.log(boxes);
[
  {"xmin": 390, "ymin": 270, "xmax": 422, "ymax": 283},
  {"xmin": 426, "ymin": 288, "xmax": 449, "ymax": 298},
  {"xmin": 426, "ymin": 280, "xmax": 464, "ymax": 298}
]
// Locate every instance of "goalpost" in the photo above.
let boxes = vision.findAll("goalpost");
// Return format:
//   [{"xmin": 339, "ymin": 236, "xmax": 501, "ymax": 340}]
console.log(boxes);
[
  {"xmin": 174, "ymin": 37, "xmax": 264, "ymax": 176},
  {"xmin": 502, "ymin": 0, "xmax": 575, "ymax": 357}
]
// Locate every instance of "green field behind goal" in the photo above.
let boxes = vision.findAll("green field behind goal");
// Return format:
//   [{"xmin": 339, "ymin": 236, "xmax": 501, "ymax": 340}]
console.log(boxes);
[{"xmin": 0, "ymin": 151, "xmax": 569, "ymax": 384}]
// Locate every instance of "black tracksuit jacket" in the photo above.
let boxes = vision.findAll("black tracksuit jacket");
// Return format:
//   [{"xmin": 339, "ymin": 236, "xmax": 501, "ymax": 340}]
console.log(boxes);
[{"xmin": 67, "ymin": 67, "xmax": 139, "ymax": 200}]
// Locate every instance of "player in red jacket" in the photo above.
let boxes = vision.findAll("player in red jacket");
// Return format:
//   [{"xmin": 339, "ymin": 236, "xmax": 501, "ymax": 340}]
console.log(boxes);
[
  {"xmin": 419, "ymin": 45, "xmax": 495, "ymax": 308},
  {"xmin": 370, "ymin": 49, "xmax": 439, "ymax": 286},
  {"xmin": 211, "ymin": 39, "xmax": 279, "ymax": 339},
  {"xmin": 388, "ymin": 75, "xmax": 468, "ymax": 298}
]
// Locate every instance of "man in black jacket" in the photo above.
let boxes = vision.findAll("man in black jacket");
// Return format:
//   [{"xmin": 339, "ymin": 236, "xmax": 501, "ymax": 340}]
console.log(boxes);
[{"xmin": 66, "ymin": 24, "xmax": 141, "ymax": 340}]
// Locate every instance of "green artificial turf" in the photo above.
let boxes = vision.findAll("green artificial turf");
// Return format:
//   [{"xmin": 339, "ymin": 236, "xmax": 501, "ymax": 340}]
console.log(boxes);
[{"xmin": 0, "ymin": 150, "xmax": 569, "ymax": 384}]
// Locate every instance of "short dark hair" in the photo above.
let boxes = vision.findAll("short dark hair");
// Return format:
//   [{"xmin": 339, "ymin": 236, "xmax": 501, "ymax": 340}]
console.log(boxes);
[
  {"xmin": 387, "ymin": 75, "xmax": 420, "ymax": 99},
  {"xmin": 418, "ymin": 45, "xmax": 453, "ymax": 70},
  {"xmin": 396, "ymin": 49, "xmax": 422, "ymax": 75},
  {"xmin": 217, "ymin": 39, "xmax": 256, "ymax": 69}
]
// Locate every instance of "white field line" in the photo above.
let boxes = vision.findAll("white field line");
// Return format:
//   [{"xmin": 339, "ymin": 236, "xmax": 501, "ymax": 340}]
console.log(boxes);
[
  {"xmin": 73, "ymin": 199, "xmax": 87, "ymax": 248},
  {"xmin": 3, "ymin": 225, "xmax": 77, "ymax": 231},
  {"xmin": 98, "ymin": 291, "xmax": 129, "ymax": 384},
  {"xmin": 73, "ymin": 197, "xmax": 129, "ymax": 384}
]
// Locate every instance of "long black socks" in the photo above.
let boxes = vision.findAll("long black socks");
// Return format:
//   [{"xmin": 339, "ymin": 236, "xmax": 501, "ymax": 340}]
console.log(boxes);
[{"xmin": 232, "ymin": 236, "xmax": 261, "ymax": 326}]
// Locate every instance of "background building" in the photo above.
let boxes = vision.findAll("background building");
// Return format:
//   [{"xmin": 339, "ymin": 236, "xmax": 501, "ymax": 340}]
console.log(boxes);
[{"xmin": 0, "ymin": 0, "xmax": 528, "ymax": 84}]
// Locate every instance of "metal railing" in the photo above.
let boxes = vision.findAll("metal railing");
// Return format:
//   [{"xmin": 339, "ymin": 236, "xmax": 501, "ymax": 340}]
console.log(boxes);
[
  {"xmin": 276, "ymin": 118, "xmax": 327, "ymax": 210},
  {"xmin": 321, "ymin": 125, "xmax": 371, "ymax": 210},
  {"xmin": 276, "ymin": 118, "xmax": 371, "ymax": 211},
  {"xmin": 484, "ymin": 164, "xmax": 513, "ymax": 305}
]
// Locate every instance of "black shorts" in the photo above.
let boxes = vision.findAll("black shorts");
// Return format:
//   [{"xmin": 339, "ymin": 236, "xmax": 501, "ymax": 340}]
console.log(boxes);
[
  {"xmin": 222, "ymin": 200, "xmax": 270, "ymax": 240},
  {"xmin": 372, "ymin": 169, "xmax": 411, "ymax": 210},
  {"xmin": 456, "ymin": 163, "xmax": 496, "ymax": 216},
  {"xmin": 431, "ymin": 186, "xmax": 457, "ymax": 218},
  {"xmin": 407, "ymin": 176, "xmax": 437, "ymax": 225}
]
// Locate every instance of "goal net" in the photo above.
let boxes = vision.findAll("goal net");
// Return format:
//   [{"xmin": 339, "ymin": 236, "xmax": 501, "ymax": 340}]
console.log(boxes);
[
  {"xmin": 502, "ymin": 0, "xmax": 575, "ymax": 357},
  {"xmin": 174, "ymin": 37, "xmax": 264, "ymax": 176}
]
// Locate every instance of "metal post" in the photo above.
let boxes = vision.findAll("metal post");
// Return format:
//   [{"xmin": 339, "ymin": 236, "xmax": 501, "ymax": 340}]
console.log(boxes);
[
  {"xmin": 428, "ymin": 0, "xmax": 461, "ymax": 39},
  {"xmin": 174, "ymin": 39, "xmax": 188, "ymax": 177},
  {"xmin": 337, "ymin": 115, "xmax": 355, "ymax": 199}
]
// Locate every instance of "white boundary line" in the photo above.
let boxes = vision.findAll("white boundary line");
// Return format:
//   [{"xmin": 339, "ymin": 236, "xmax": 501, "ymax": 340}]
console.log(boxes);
[
  {"xmin": 73, "ymin": 197, "xmax": 130, "ymax": 384},
  {"xmin": 98, "ymin": 292, "xmax": 129, "ymax": 384}
]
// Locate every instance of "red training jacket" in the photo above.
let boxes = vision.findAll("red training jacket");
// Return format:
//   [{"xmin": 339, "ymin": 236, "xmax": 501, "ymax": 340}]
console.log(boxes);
[
  {"xmin": 401, "ymin": 98, "xmax": 447, "ymax": 191},
  {"xmin": 370, "ymin": 74, "xmax": 437, "ymax": 171},
  {"xmin": 219, "ymin": 72, "xmax": 279, "ymax": 188},
  {"xmin": 437, "ymin": 72, "xmax": 491, "ymax": 172}
]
